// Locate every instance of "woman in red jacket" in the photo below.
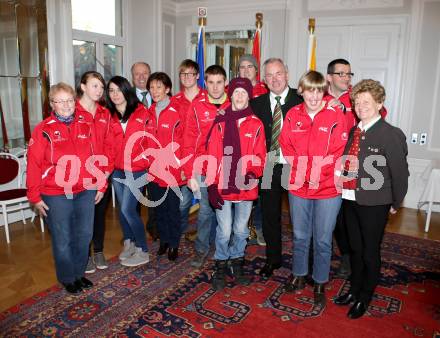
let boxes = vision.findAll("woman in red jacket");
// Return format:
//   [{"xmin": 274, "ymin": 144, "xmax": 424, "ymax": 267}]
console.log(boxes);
[
  {"xmin": 106, "ymin": 76, "xmax": 150, "ymax": 267},
  {"xmin": 76, "ymin": 71, "xmax": 113, "ymax": 273},
  {"xmin": 207, "ymin": 77, "xmax": 266, "ymax": 290},
  {"xmin": 27, "ymin": 82, "xmax": 105, "ymax": 294},
  {"xmin": 144, "ymin": 72, "xmax": 184, "ymax": 262},
  {"xmin": 279, "ymin": 71, "xmax": 347, "ymax": 307}
]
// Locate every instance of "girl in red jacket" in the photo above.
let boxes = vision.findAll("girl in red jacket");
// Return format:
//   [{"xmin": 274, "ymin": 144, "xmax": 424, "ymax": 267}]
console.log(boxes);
[
  {"xmin": 144, "ymin": 72, "xmax": 185, "ymax": 262},
  {"xmin": 27, "ymin": 82, "xmax": 105, "ymax": 294},
  {"xmin": 76, "ymin": 71, "xmax": 112, "ymax": 273},
  {"xmin": 106, "ymin": 76, "xmax": 150, "ymax": 267},
  {"xmin": 207, "ymin": 77, "xmax": 266, "ymax": 290},
  {"xmin": 279, "ymin": 71, "xmax": 347, "ymax": 307}
]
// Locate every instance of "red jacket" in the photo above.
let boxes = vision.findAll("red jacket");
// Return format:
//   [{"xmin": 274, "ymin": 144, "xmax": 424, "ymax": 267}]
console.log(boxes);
[
  {"xmin": 252, "ymin": 81, "xmax": 268, "ymax": 98},
  {"xmin": 207, "ymin": 114, "xmax": 266, "ymax": 201},
  {"xmin": 75, "ymin": 101, "xmax": 114, "ymax": 174},
  {"xmin": 26, "ymin": 113, "xmax": 106, "ymax": 203},
  {"xmin": 324, "ymin": 89, "xmax": 388, "ymax": 133},
  {"xmin": 279, "ymin": 102, "xmax": 347, "ymax": 199},
  {"xmin": 173, "ymin": 88, "xmax": 206, "ymax": 124},
  {"xmin": 145, "ymin": 97, "xmax": 185, "ymax": 187},
  {"xmin": 182, "ymin": 96, "xmax": 230, "ymax": 178},
  {"xmin": 109, "ymin": 103, "xmax": 150, "ymax": 172}
]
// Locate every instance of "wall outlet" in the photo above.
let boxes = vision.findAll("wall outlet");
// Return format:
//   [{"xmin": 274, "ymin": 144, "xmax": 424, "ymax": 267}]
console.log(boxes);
[
  {"xmin": 420, "ymin": 133, "xmax": 427, "ymax": 145},
  {"xmin": 411, "ymin": 133, "xmax": 418, "ymax": 144}
]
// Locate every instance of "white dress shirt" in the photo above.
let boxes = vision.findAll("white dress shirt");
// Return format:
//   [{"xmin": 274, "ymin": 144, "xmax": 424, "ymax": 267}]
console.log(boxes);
[{"xmin": 136, "ymin": 87, "xmax": 152, "ymax": 108}]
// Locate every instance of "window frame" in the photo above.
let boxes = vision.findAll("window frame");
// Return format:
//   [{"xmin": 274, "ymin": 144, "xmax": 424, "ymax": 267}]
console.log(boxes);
[{"xmin": 71, "ymin": 0, "xmax": 129, "ymax": 82}]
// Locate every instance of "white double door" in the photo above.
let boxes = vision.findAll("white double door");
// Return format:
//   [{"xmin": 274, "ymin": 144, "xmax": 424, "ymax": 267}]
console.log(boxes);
[{"xmin": 298, "ymin": 17, "xmax": 406, "ymax": 125}]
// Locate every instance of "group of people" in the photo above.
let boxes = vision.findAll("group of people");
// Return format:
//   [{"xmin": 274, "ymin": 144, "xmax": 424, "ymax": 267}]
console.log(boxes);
[{"xmin": 26, "ymin": 54, "xmax": 408, "ymax": 320}]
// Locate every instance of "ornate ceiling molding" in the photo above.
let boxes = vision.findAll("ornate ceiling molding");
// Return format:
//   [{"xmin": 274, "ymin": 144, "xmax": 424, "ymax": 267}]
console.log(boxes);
[{"xmin": 307, "ymin": 0, "xmax": 404, "ymax": 11}]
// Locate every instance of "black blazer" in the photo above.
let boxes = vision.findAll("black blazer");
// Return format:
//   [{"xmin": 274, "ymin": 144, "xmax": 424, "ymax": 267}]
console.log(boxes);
[
  {"xmin": 250, "ymin": 87, "xmax": 303, "ymax": 152},
  {"xmin": 344, "ymin": 118, "xmax": 409, "ymax": 209}
]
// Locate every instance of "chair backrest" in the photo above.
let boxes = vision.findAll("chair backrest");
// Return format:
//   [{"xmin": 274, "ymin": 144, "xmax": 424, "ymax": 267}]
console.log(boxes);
[{"xmin": 0, "ymin": 152, "xmax": 21, "ymax": 185}]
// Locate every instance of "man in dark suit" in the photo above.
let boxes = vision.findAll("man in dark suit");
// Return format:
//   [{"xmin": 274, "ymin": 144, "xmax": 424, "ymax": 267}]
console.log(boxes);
[{"xmin": 250, "ymin": 58, "xmax": 303, "ymax": 278}]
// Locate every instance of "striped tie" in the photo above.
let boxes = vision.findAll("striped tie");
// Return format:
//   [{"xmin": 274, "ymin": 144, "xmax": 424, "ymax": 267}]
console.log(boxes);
[
  {"xmin": 141, "ymin": 92, "xmax": 148, "ymax": 107},
  {"xmin": 270, "ymin": 96, "xmax": 282, "ymax": 158}
]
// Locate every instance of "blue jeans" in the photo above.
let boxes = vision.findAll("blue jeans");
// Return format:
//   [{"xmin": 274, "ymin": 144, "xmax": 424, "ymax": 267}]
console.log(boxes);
[
  {"xmin": 214, "ymin": 200, "xmax": 252, "ymax": 260},
  {"xmin": 194, "ymin": 176, "xmax": 217, "ymax": 256},
  {"xmin": 289, "ymin": 193, "xmax": 342, "ymax": 283},
  {"xmin": 179, "ymin": 185, "xmax": 193, "ymax": 233},
  {"xmin": 112, "ymin": 170, "xmax": 148, "ymax": 252},
  {"xmin": 42, "ymin": 190, "xmax": 95, "ymax": 284}
]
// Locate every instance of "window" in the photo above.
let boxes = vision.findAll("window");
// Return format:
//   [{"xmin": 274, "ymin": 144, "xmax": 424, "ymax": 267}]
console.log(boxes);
[
  {"xmin": 191, "ymin": 29, "xmax": 256, "ymax": 80},
  {"xmin": 71, "ymin": 0, "xmax": 125, "ymax": 85},
  {"xmin": 0, "ymin": 0, "xmax": 49, "ymax": 148}
]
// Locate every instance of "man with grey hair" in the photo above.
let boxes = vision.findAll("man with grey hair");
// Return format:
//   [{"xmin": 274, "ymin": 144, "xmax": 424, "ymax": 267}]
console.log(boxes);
[
  {"xmin": 250, "ymin": 57, "xmax": 303, "ymax": 278},
  {"xmin": 131, "ymin": 61, "xmax": 152, "ymax": 107}
]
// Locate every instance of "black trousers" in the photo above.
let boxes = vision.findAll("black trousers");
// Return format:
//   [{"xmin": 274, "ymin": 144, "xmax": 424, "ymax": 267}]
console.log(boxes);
[
  {"xmin": 343, "ymin": 200, "xmax": 390, "ymax": 304},
  {"xmin": 260, "ymin": 164, "xmax": 286, "ymax": 266},
  {"xmin": 334, "ymin": 204, "xmax": 351, "ymax": 255},
  {"xmin": 90, "ymin": 186, "xmax": 111, "ymax": 253},
  {"xmin": 148, "ymin": 182, "xmax": 182, "ymax": 248}
]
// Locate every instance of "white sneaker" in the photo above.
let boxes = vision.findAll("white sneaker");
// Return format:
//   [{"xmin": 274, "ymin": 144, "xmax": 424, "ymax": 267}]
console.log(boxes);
[
  {"xmin": 120, "ymin": 247, "xmax": 150, "ymax": 267},
  {"xmin": 119, "ymin": 239, "xmax": 136, "ymax": 261}
]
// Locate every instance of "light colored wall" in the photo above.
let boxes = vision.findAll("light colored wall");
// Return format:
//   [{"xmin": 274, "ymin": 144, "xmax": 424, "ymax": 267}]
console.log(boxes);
[{"xmin": 44, "ymin": 0, "xmax": 440, "ymax": 209}]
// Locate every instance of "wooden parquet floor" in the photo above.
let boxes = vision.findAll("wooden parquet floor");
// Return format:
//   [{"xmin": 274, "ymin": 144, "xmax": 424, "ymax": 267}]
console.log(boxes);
[{"xmin": 0, "ymin": 203, "xmax": 439, "ymax": 313}]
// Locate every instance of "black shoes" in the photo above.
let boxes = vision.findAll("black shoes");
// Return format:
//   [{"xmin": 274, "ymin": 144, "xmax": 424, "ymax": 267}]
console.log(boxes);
[
  {"xmin": 334, "ymin": 293, "xmax": 357, "ymax": 306},
  {"xmin": 258, "ymin": 263, "xmax": 282, "ymax": 278},
  {"xmin": 348, "ymin": 301, "xmax": 368, "ymax": 319},
  {"xmin": 168, "ymin": 247, "xmax": 178, "ymax": 261},
  {"xmin": 313, "ymin": 283, "xmax": 326, "ymax": 307},
  {"xmin": 157, "ymin": 243, "xmax": 169, "ymax": 256},
  {"xmin": 212, "ymin": 260, "xmax": 228, "ymax": 290},
  {"xmin": 63, "ymin": 277, "xmax": 93, "ymax": 294},
  {"xmin": 63, "ymin": 282, "xmax": 82, "ymax": 294},
  {"xmin": 230, "ymin": 257, "xmax": 252, "ymax": 286},
  {"xmin": 284, "ymin": 275, "xmax": 306, "ymax": 292},
  {"xmin": 75, "ymin": 277, "xmax": 93, "ymax": 290}
]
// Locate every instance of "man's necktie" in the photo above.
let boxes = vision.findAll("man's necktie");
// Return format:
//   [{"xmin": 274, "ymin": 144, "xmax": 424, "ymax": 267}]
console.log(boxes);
[
  {"xmin": 270, "ymin": 96, "xmax": 282, "ymax": 158},
  {"xmin": 141, "ymin": 91, "xmax": 148, "ymax": 107}
]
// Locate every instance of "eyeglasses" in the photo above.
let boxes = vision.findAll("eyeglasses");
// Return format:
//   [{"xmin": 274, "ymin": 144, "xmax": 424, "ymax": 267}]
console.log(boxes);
[
  {"xmin": 329, "ymin": 72, "xmax": 354, "ymax": 78},
  {"xmin": 179, "ymin": 72, "xmax": 197, "ymax": 78},
  {"xmin": 239, "ymin": 65, "xmax": 255, "ymax": 70},
  {"xmin": 51, "ymin": 98, "xmax": 75, "ymax": 105}
]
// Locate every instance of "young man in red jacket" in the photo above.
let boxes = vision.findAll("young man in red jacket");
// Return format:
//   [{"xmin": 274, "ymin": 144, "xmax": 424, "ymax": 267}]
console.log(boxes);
[
  {"xmin": 182, "ymin": 65, "xmax": 230, "ymax": 268},
  {"xmin": 173, "ymin": 59, "xmax": 206, "ymax": 237}
]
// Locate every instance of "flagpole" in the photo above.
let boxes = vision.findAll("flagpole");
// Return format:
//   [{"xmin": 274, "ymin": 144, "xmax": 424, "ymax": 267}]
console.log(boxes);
[
  {"xmin": 197, "ymin": 7, "xmax": 207, "ymax": 89},
  {"xmin": 307, "ymin": 18, "xmax": 316, "ymax": 71},
  {"xmin": 253, "ymin": 13, "xmax": 263, "ymax": 81}
]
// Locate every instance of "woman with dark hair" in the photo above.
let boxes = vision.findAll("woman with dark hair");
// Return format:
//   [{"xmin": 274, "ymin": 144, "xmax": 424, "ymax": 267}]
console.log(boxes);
[
  {"xmin": 334, "ymin": 79, "xmax": 408, "ymax": 319},
  {"xmin": 76, "ymin": 71, "xmax": 113, "ymax": 273},
  {"xmin": 106, "ymin": 76, "xmax": 150, "ymax": 267},
  {"xmin": 27, "ymin": 82, "xmax": 105, "ymax": 294},
  {"xmin": 144, "ymin": 72, "xmax": 185, "ymax": 261}
]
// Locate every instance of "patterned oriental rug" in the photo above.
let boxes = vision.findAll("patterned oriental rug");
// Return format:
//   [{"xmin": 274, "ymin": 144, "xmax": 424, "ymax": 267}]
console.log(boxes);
[{"xmin": 1, "ymin": 218, "xmax": 439, "ymax": 337}]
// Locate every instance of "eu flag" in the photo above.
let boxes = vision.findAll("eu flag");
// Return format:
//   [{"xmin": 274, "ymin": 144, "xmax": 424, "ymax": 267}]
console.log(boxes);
[{"xmin": 196, "ymin": 26, "xmax": 205, "ymax": 89}]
